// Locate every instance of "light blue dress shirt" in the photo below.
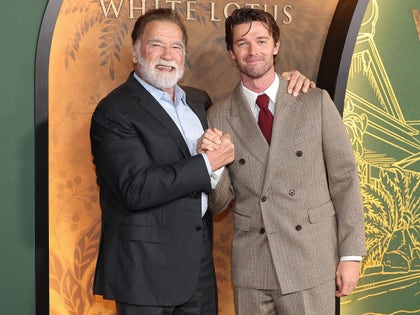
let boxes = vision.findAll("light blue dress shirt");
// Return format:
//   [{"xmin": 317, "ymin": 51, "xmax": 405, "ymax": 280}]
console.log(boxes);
[{"xmin": 133, "ymin": 73, "xmax": 210, "ymax": 216}]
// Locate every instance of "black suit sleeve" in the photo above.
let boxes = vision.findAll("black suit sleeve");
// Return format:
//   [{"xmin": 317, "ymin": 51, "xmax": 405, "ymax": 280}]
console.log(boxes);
[{"xmin": 90, "ymin": 99, "xmax": 211, "ymax": 211}]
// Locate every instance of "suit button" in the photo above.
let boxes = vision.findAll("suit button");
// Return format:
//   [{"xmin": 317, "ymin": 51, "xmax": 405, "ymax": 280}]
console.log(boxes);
[
  {"xmin": 259, "ymin": 228, "xmax": 265, "ymax": 234},
  {"xmin": 296, "ymin": 150, "xmax": 303, "ymax": 157},
  {"xmin": 239, "ymin": 158, "xmax": 246, "ymax": 165},
  {"xmin": 295, "ymin": 225, "xmax": 302, "ymax": 231},
  {"xmin": 261, "ymin": 196, "xmax": 267, "ymax": 202},
  {"xmin": 195, "ymin": 225, "xmax": 202, "ymax": 231},
  {"xmin": 288, "ymin": 189, "xmax": 295, "ymax": 196}
]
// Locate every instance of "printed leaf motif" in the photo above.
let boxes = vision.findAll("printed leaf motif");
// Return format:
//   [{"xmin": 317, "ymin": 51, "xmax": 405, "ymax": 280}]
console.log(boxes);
[
  {"xmin": 62, "ymin": 269, "xmax": 84, "ymax": 315},
  {"xmin": 74, "ymin": 220, "xmax": 101, "ymax": 280},
  {"xmin": 86, "ymin": 266, "xmax": 96, "ymax": 307},
  {"xmin": 62, "ymin": 1, "xmax": 130, "ymax": 80},
  {"xmin": 52, "ymin": 174, "xmax": 98, "ymax": 233},
  {"xmin": 360, "ymin": 168, "xmax": 420, "ymax": 273},
  {"xmin": 50, "ymin": 251, "xmax": 64, "ymax": 293}
]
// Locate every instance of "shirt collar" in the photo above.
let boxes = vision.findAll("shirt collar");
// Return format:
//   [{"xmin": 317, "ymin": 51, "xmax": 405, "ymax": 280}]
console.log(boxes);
[
  {"xmin": 133, "ymin": 72, "xmax": 186, "ymax": 106},
  {"xmin": 241, "ymin": 73, "xmax": 280, "ymax": 107}
]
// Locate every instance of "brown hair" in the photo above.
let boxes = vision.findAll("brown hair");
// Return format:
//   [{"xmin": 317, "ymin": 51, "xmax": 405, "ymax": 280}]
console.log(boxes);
[
  {"xmin": 225, "ymin": 8, "xmax": 280, "ymax": 52},
  {"xmin": 131, "ymin": 8, "xmax": 188, "ymax": 46}
]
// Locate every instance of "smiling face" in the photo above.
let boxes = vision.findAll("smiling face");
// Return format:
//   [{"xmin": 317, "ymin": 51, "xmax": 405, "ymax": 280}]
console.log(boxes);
[
  {"xmin": 229, "ymin": 21, "xmax": 279, "ymax": 89},
  {"xmin": 132, "ymin": 20, "xmax": 185, "ymax": 94}
]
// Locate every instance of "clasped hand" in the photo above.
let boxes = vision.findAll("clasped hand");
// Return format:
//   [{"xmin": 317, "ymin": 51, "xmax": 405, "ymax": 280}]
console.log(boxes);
[{"xmin": 197, "ymin": 128, "xmax": 235, "ymax": 171}]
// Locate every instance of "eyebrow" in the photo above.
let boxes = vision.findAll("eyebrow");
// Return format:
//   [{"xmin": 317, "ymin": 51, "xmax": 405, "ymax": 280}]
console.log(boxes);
[
  {"xmin": 147, "ymin": 38, "xmax": 185, "ymax": 48},
  {"xmin": 254, "ymin": 35, "xmax": 270, "ymax": 41},
  {"xmin": 235, "ymin": 35, "xmax": 270, "ymax": 43}
]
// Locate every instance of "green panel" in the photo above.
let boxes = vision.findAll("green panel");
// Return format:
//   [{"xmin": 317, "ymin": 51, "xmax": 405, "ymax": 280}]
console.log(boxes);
[
  {"xmin": 373, "ymin": 1, "xmax": 420, "ymax": 120},
  {"xmin": 0, "ymin": 0, "xmax": 47, "ymax": 313},
  {"xmin": 342, "ymin": 0, "xmax": 420, "ymax": 314}
]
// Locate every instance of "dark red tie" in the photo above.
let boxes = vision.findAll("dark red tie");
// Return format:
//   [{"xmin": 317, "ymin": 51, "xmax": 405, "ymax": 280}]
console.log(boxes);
[{"xmin": 256, "ymin": 94, "xmax": 273, "ymax": 144}]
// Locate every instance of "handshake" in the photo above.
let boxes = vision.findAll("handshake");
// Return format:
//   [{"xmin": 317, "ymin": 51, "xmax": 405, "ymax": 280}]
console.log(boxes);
[{"xmin": 197, "ymin": 128, "xmax": 235, "ymax": 171}]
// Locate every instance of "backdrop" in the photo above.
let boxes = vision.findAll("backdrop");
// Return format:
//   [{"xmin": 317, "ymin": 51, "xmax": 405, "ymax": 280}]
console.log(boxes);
[
  {"xmin": 41, "ymin": 0, "xmax": 420, "ymax": 314},
  {"xmin": 46, "ymin": 1, "xmax": 338, "ymax": 314}
]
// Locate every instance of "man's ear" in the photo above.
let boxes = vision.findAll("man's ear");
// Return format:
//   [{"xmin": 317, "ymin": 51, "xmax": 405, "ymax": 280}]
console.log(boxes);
[
  {"xmin": 132, "ymin": 46, "xmax": 138, "ymax": 64},
  {"xmin": 273, "ymin": 41, "xmax": 280, "ymax": 55},
  {"xmin": 229, "ymin": 49, "xmax": 236, "ymax": 61}
]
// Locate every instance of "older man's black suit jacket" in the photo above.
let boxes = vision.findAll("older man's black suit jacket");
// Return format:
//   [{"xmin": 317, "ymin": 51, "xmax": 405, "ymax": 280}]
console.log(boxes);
[{"xmin": 90, "ymin": 72, "xmax": 213, "ymax": 306}]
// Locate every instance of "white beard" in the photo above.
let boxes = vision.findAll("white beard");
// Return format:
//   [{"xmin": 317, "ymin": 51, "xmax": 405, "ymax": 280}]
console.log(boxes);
[{"xmin": 138, "ymin": 55, "xmax": 185, "ymax": 90}]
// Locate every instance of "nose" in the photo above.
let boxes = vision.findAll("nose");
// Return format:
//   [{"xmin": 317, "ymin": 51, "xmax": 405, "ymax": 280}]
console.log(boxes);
[
  {"xmin": 248, "ymin": 42, "xmax": 258, "ymax": 55},
  {"xmin": 160, "ymin": 46, "xmax": 173, "ymax": 60}
]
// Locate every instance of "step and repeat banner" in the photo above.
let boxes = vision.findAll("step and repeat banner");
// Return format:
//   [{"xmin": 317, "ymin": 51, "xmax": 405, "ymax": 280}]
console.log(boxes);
[{"xmin": 36, "ymin": 0, "xmax": 419, "ymax": 314}]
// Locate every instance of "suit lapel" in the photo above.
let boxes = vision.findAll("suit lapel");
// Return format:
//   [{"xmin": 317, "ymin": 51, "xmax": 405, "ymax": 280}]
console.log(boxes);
[
  {"xmin": 262, "ymin": 78, "xmax": 305, "ymax": 193},
  {"xmin": 185, "ymin": 93, "xmax": 208, "ymax": 130},
  {"xmin": 125, "ymin": 73, "xmax": 191, "ymax": 158},
  {"xmin": 228, "ymin": 85, "xmax": 269, "ymax": 166}
]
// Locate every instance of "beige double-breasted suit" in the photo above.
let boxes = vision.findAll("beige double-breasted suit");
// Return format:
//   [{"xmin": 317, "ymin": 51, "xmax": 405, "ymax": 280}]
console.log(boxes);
[{"xmin": 207, "ymin": 77, "xmax": 366, "ymax": 298}]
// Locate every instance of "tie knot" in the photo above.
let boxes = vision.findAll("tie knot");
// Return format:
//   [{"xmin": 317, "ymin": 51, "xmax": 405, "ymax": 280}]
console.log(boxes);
[{"xmin": 256, "ymin": 94, "xmax": 270, "ymax": 110}]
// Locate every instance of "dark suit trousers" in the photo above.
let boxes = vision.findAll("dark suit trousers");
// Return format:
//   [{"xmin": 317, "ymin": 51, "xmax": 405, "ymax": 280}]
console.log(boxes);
[{"xmin": 116, "ymin": 212, "xmax": 217, "ymax": 315}]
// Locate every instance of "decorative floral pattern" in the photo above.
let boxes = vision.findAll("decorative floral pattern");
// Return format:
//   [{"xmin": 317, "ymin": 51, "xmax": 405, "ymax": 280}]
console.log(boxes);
[{"xmin": 48, "ymin": 1, "xmax": 337, "ymax": 313}]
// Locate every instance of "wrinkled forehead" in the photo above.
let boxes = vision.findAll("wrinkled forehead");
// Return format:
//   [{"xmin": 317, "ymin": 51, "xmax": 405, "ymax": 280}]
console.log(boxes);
[{"xmin": 141, "ymin": 21, "xmax": 185, "ymax": 44}]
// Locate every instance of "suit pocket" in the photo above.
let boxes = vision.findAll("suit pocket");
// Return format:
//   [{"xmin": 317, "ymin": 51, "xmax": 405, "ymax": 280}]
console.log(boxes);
[
  {"xmin": 233, "ymin": 212, "xmax": 251, "ymax": 231},
  {"xmin": 307, "ymin": 200, "xmax": 336, "ymax": 223},
  {"xmin": 119, "ymin": 224, "xmax": 166, "ymax": 243}
]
